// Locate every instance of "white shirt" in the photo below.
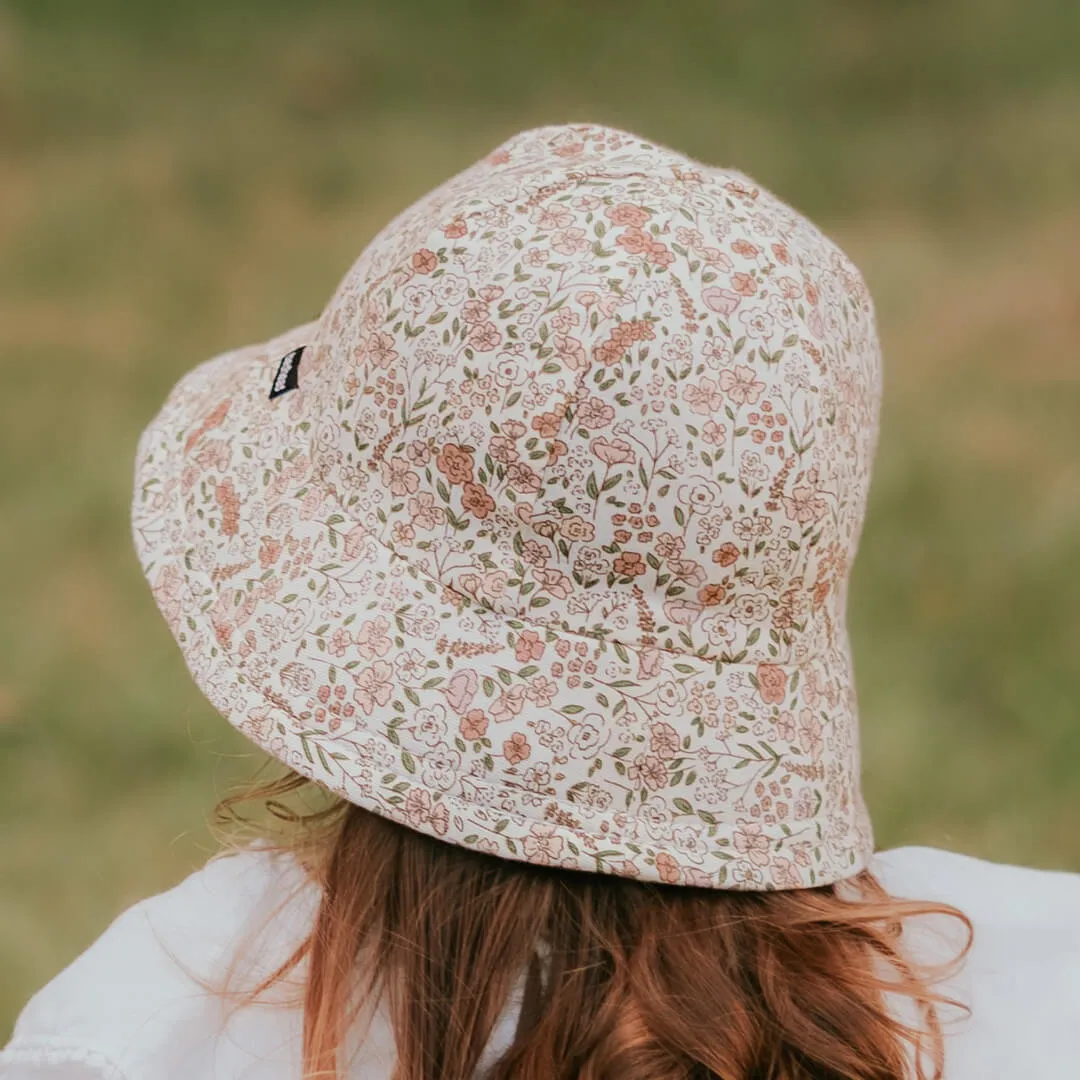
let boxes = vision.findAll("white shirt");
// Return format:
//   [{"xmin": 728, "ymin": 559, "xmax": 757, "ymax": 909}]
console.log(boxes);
[{"xmin": 2, "ymin": 846, "xmax": 1079, "ymax": 1079}]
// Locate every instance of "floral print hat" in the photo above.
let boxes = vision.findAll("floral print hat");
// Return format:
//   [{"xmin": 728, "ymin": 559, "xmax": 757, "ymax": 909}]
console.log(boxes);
[{"xmin": 133, "ymin": 124, "xmax": 881, "ymax": 891}]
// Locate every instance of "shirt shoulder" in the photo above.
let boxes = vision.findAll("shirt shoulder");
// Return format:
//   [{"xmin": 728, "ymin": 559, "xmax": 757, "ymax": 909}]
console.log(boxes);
[
  {"xmin": 0, "ymin": 846, "xmax": 315, "ymax": 1080},
  {"xmin": 873, "ymin": 844, "xmax": 1080, "ymax": 924},
  {"xmin": 872, "ymin": 846, "xmax": 1080, "ymax": 1078}
]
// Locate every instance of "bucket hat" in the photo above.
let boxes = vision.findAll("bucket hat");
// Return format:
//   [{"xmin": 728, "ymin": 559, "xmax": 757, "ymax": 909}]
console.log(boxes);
[{"xmin": 133, "ymin": 124, "xmax": 881, "ymax": 890}]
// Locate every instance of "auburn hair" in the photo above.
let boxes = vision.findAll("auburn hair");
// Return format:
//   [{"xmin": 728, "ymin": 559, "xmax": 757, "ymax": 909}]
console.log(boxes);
[{"xmin": 215, "ymin": 770, "xmax": 971, "ymax": 1080}]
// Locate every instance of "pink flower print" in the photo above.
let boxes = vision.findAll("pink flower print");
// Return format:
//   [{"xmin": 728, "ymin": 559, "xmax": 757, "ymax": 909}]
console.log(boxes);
[
  {"xmin": 520, "ymin": 540, "xmax": 550, "ymax": 568},
  {"xmin": 258, "ymin": 536, "xmax": 283, "ymax": 569},
  {"xmin": 756, "ymin": 662, "xmax": 788, "ymax": 705},
  {"xmin": 327, "ymin": 626, "xmax": 352, "ymax": 658},
  {"xmin": 488, "ymin": 435, "xmax": 519, "ymax": 464},
  {"xmin": 405, "ymin": 788, "xmax": 433, "ymax": 828},
  {"xmin": 552, "ymin": 227, "xmax": 590, "ymax": 255},
  {"xmin": 667, "ymin": 558, "xmax": 708, "ymax": 587},
  {"xmin": 461, "ymin": 298, "xmax": 489, "ymax": 324},
  {"xmin": 575, "ymin": 396, "xmax": 615, "ymax": 429},
  {"xmin": 490, "ymin": 684, "xmax": 527, "ymax": 723},
  {"xmin": 461, "ymin": 482, "xmax": 496, "ymax": 519},
  {"xmin": 702, "ymin": 420, "xmax": 727, "ymax": 446},
  {"xmin": 637, "ymin": 647, "xmax": 664, "ymax": 680},
  {"xmin": 380, "ymin": 456, "xmax": 419, "ymax": 496},
  {"xmin": 534, "ymin": 567, "xmax": 574, "ymax": 598},
  {"xmin": 650, "ymin": 721, "xmax": 681, "ymax": 761},
  {"xmin": 411, "ymin": 248, "xmax": 438, "ymax": 274},
  {"xmin": 772, "ymin": 242, "xmax": 792, "ymax": 265},
  {"xmin": 514, "ymin": 629, "xmax": 546, "ymax": 663},
  {"xmin": 733, "ymin": 820, "xmax": 771, "ymax": 866},
  {"xmin": 605, "ymin": 202, "xmax": 652, "ymax": 228},
  {"xmin": 408, "ymin": 492, "xmax": 444, "ymax": 530},
  {"xmin": 663, "ymin": 598, "xmax": 702, "ymax": 627},
  {"xmin": 770, "ymin": 857, "xmax": 802, "ymax": 889},
  {"xmin": 429, "ymin": 801, "xmax": 449, "ymax": 836},
  {"xmin": 505, "ymin": 462, "xmax": 542, "ymax": 493},
  {"xmin": 631, "ymin": 753, "xmax": 668, "ymax": 792},
  {"xmin": 531, "ymin": 204, "xmax": 574, "ymax": 230},
  {"xmin": 503, "ymin": 731, "xmax": 532, "ymax": 765},
  {"xmin": 777, "ymin": 275, "xmax": 802, "ymax": 298},
  {"xmin": 362, "ymin": 332, "xmax": 399, "ymax": 369},
  {"xmin": 527, "ymin": 675, "xmax": 557, "ymax": 707},
  {"xmin": 214, "ymin": 479, "xmax": 240, "ymax": 537},
  {"xmin": 590, "ymin": 437, "xmax": 636, "ymax": 466},
  {"xmin": 407, "ymin": 439, "xmax": 431, "ymax": 465},
  {"xmin": 798, "ymin": 707, "xmax": 824, "ymax": 762},
  {"xmin": 612, "ymin": 552, "xmax": 647, "ymax": 578},
  {"xmin": 683, "ymin": 867, "xmax": 714, "ymax": 888},
  {"xmin": 654, "ymin": 532, "xmax": 684, "ymax": 560},
  {"xmin": 523, "ymin": 823, "xmax": 564, "ymax": 864},
  {"xmin": 559, "ymin": 515, "xmax": 595, "ymax": 542},
  {"xmin": 782, "ymin": 485, "xmax": 828, "ymax": 525},
  {"xmin": 654, "ymin": 852, "xmax": 681, "ymax": 884},
  {"xmin": 445, "ymin": 668, "xmax": 479, "ymax": 714},
  {"xmin": 193, "ymin": 437, "xmax": 230, "ymax": 472},
  {"xmin": 682, "ymin": 377, "xmax": 724, "ymax": 415},
  {"xmin": 183, "ymin": 397, "xmax": 230, "ymax": 453},
  {"xmin": 774, "ymin": 710, "xmax": 796, "ymax": 742},
  {"xmin": 549, "ymin": 306, "xmax": 580, "ymax": 333},
  {"xmin": 732, "ymin": 862, "xmax": 765, "ymax": 886},
  {"xmin": 467, "ymin": 320, "xmax": 502, "ymax": 352},
  {"xmin": 675, "ymin": 226, "xmax": 702, "ymax": 248},
  {"xmin": 530, "ymin": 410, "xmax": 562, "ymax": 438},
  {"xmin": 731, "ymin": 272, "xmax": 757, "ymax": 297},
  {"xmin": 712, "ymin": 541, "xmax": 739, "ymax": 567},
  {"xmin": 436, "ymin": 444, "xmax": 475, "ymax": 486},
  {"xmin": 460, "ymin": 709, "xmax": 488, "ymax": 740},
  {"xmin": 718, "ymin": 364, "xmax": 766, "ymax": 405},
  {"xmin": 353, "ymin": 659, "xmax": 394, "ymax": 713},
  {"xmin": 553, "ymin": 333, "xmax": 588, "ymax": 371},
  {"xmin": 646, "ymin": 241, "xmax": 674, "ymax": 268},
  {"xmin": 355, "ymin": 616, "xmax": 392, "ymax": 660},
  {"xmin": 701, "ymin": 247, "xmax": 734, "ymax": 271},
  {"xmin": 615, "ymin": 227, "xmax": 651, "ymax": 255}
]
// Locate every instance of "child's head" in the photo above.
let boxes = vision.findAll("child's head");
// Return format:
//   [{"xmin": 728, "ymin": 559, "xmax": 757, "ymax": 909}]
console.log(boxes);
[{"xmin": 140, "ymin": 124, "xmax": 961, "ymax": 1080}]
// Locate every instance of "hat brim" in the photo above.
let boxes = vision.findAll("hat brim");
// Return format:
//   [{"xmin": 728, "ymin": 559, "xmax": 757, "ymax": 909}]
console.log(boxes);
[{"xmin": 133, "ymin": 324, "xmax": 872, "ymax": 891}]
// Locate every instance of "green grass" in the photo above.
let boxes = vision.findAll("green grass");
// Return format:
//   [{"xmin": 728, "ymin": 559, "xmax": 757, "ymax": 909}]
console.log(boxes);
[{"xmin": 2, "ymin": 0, "xmax": 1080, "ymax": 1036}]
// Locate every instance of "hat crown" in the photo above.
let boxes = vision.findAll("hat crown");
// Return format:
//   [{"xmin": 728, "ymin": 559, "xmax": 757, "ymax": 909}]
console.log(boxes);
[
  {"xmin": 309, "ymin": 125, "xmax": 881, "ymax": 666},
  {"xmin": 134, "ymin": 124, "xmax": 881, "ymax": 890}
]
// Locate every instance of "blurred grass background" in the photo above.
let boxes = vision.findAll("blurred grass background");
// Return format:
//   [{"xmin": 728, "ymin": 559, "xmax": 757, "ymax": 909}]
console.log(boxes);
[{"xmin": 2, "ymin": 0, "xmax": 1080, "ymax": 1033}]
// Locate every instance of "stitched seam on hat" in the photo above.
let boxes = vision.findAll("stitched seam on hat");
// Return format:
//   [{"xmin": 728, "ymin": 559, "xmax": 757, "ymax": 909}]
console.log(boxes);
[
  {"xmin": 310, "ymin": 504, "xmax": 822, "ymax": 669},
  {"xmin": 214, "ymin": 596, "xmax": 849, "ymax": 847}
]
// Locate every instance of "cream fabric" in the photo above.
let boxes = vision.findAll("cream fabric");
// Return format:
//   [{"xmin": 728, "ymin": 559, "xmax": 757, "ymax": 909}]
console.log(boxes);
[{"xmin": 3, "ymin": 846, "xmax": 1080, "ymax": 1078}]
